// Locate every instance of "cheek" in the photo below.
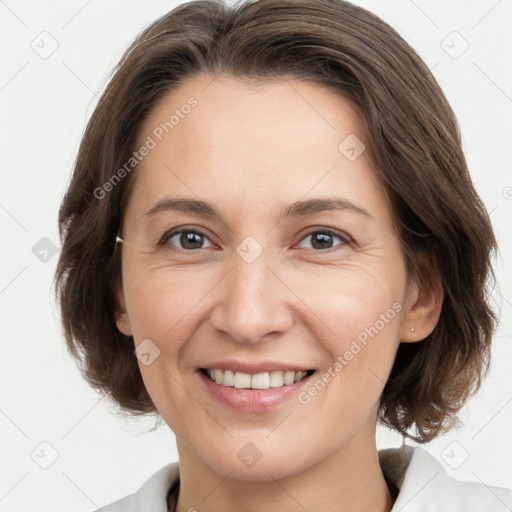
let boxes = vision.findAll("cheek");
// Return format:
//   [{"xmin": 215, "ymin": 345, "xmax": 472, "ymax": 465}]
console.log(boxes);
[
  {"xmin": 122, "ymin": 270, "xmax": 208, "ymax": 425},
  {"xmin": 123, "ymin": 266, "xmax": 214, "ymax": 349},
  {"xmin": 291, "ymin": 256, "xmax": 405, "ymax": 333},
  {"xmin": 320, "ymin": 294, "xmax": 402, "ymax": 373},
  {"xmin": 295, "ymin": 265, "xmax": 405, "ymax": 388},
  {"xmin": 296, "ymin": 290, "xmax": 403, "ymax": 435}
]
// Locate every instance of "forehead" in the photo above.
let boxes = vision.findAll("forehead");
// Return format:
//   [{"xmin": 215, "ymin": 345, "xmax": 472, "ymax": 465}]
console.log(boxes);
[
  {"xmin": 126, "ymin": 73, "xmax": 387, "ymax": 222},
  {"xmin": 138, "ymin": 73, "xmax": 365, "ymax": 153}
]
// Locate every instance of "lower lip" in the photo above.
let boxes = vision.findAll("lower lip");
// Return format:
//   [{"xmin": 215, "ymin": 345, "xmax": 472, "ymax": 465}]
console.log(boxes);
[{"xmin": 197, "ymin": 370, "xmax": 314, "ymax": 413}]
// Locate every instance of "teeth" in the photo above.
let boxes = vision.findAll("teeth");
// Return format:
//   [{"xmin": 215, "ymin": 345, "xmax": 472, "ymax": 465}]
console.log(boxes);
[
  {"xmin": 285, "ymin": 371, "xmax": 297, "ymax": 385},
  {"xmin": 270, "ymin": 371, "xmax": 284, "ymax": 387},
  {"xmin": 233, "ymin": 371, "xmax": 252, "ymax": 389},
  {"xmin": 222, "ymin": 369, "xmax": 234, "ymax": 386},
  {"xmin": 251, "ymin": 372, "xmax": 270, "ymax": 389},
  {"xmin": 204, "ymin": 368, "xmax": 310, "ymax": 389}
]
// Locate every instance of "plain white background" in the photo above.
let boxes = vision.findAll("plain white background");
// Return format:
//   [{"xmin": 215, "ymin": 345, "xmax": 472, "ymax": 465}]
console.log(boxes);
[{"xmin": 1, "ymin": 0, "xmax": 511, "ymax": 510}]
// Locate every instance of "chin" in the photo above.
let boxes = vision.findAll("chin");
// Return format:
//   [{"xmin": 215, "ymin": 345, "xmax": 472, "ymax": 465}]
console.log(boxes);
[
  {"xmin": 196, "ymin": 439, "xmax": 319, "ymax": 483},
  {"xmin": 210, "ymin": 456, "xmax": 302, "ymax": 482}
]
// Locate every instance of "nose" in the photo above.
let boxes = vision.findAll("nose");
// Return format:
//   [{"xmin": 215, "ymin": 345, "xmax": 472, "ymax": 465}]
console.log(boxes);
[{"xmin": 209, "ymin": 250, "xmax": 294, "ymax": 344}]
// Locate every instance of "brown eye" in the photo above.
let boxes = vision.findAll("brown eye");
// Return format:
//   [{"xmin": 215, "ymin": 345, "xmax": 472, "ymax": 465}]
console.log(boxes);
[
  {"xmin": 160, "ymin": 229, "xmax": 214, "ymax": 251},
  {"xmin": 297, "ymin": 229, "xmax": 349, "ymax": 251}
]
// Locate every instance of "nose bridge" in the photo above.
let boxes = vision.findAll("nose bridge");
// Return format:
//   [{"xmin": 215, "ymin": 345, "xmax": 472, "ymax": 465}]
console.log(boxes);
[{"xmin": 210, "ymin": 244, "xmax": 292, "ymax": 344}]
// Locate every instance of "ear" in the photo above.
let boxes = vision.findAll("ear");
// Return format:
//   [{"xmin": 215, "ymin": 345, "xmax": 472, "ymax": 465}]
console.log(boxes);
[
  {"xmin": 113, "ymin": 276, "xmax": 133, "ymax": 337},
  {"xmin": 400, "ymin": 276, "xmax": 443, "ymax": 343}
]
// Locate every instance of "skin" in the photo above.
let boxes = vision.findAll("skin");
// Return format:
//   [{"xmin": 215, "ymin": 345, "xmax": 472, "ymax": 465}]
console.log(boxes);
[{"xmin": 115, "ymin": 73, "xmax": 442, "ymax": 512}]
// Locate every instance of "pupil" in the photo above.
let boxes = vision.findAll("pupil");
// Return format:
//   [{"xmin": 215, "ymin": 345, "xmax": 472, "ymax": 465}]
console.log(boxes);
[
  {"xmin": 311, "ymin": 232, "xmax": 332, "ymax": 250},
  {"xmin": 181, "ymin": 232, "xmax": 203, "ymax": 249}
]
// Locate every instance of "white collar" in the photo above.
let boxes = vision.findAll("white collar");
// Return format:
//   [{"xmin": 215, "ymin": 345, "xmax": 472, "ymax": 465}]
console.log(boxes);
[
  {"xmin": 102, "ymin": 445, "xmax": 512, "ymax": 511},
  {"xmin": 380, "ymin": 444, "xmax": 512, "ymax": 511}
]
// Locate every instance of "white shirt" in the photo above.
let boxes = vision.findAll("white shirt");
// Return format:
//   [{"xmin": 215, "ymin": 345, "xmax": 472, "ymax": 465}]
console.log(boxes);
[{"xmin": 93, "ymin": 445, "xmax": 512, "ymax": 511}]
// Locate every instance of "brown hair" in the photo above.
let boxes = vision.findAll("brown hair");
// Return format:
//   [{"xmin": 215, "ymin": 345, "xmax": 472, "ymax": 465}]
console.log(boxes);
[{"xmin": 54, "ymin": 0, "xmax": 497, "ymax": 442}]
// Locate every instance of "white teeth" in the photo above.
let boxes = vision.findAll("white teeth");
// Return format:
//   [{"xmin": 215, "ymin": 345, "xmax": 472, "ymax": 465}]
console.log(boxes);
[
  {"xmin": 204, "ymin": 368, "xmax": 310, "ymax": 389},
  {"xmin": 222, "ymin": 369, "xmax": 234, "ymax": 387},
  {"xmin": 284, "ymin": 370, "xmax": 296, "ymax": 385},
  {"xmin": 269, "ymin": 371, "xmax": 284, "ymax": 388},
  {"xmin": 233, "ymin": 372, "xmax": 251, "ymax": 388},
  {"xmin": 251, "ymin": 372, "xmax": 270, "ymax": 389}
]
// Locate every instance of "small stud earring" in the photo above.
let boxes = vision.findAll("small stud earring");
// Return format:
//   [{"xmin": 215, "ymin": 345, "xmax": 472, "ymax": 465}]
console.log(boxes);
[{"xmin": 410, "ymin": 327, "xmax": 415, "ymax": 332}]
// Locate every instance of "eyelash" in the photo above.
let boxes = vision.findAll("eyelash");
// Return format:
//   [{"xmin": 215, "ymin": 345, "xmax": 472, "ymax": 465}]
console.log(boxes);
[{"xmin": 158, "ymin": 227, "xmax": 351, "ymax": 254}]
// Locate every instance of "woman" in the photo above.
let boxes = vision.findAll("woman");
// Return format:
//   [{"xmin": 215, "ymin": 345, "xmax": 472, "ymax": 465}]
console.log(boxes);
[{"xmin": 54, "ymin": 0, "xmax": 512, "ymax": 510}]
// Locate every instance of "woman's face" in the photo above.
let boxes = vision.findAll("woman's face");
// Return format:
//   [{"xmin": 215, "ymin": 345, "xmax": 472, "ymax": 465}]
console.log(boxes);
[{"xmin": 115, "ymin": 73, "xmax": 422, "ymax": 480}]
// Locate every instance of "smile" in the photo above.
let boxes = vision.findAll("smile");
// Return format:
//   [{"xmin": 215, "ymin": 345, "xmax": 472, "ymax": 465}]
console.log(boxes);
[{"xmin": 201, "ymin": 368, "xmax": 315, "ymax": 389}]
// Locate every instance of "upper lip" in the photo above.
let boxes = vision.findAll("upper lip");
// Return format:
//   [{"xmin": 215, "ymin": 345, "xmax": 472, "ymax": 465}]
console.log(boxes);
[{"xmin": 199, "ymin": 361, "xmax": 314, "ymax": 374}]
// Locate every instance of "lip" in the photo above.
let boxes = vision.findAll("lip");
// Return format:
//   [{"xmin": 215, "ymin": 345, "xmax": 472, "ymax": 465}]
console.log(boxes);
[
  {"xmin": 197, "ymin": 368, "xmax": 315, "ymax": 413},
  {"xmin": 198, "ymin": 360, "xmax": 313, "ymax": 374}
]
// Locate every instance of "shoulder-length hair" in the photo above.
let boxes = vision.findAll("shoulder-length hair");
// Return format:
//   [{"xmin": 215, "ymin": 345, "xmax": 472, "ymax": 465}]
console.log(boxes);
[{"xmin": 54, "ymin": 0, "xmax": 497, "ymax": 442}]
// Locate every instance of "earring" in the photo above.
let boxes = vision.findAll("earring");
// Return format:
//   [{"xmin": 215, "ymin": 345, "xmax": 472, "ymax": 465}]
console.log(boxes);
[
  {"xmin": 115, "ymin": 234, "xmax": 124, "ymax": 244},
  {"xmin": 410, "ymin": 327, "xmax": 415, "ymax": 332}
]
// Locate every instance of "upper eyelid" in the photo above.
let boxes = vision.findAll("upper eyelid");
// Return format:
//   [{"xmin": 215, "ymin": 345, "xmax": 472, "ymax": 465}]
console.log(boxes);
[
  {"xmin": 160, "ymin": 228, "xmax": 215, "ymax": 248},
  {"xmin": 295, "ymin": 229, "xmax": 351, "ymax": 248}
]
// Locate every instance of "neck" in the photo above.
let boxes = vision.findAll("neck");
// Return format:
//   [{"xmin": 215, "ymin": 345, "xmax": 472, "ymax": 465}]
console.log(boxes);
[{"xmin": 173, "ymin": 426, "xmax": 395, "ymax": 512}]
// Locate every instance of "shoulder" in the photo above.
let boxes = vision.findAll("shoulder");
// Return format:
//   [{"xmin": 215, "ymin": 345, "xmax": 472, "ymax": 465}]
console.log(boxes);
[
  {"xmin": 379, "ymin": 445, "xmax": 512, "ymax": 511},
  {"xmin": 89, "ymin": 462, "xmax": 180, "ymax": 512}
]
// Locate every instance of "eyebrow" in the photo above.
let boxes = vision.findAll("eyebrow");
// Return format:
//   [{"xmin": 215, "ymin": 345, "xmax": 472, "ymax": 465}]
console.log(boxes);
[{"xmin": 143, "ymin": 197, "xmax": 373, "ymax": 221}]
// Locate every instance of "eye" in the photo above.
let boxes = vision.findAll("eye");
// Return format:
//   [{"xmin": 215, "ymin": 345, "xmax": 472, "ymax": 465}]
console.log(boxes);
[
  {"xmin": 160, "ymin": 228, "xmax": 214, "ymax": 251},
  {"xmin": 159, "ymin": 227, "xmax": 350, "ymax": 253},
  {"xmin": 296, "ymin": 229, "xmax": 349, "ymax": 251}
]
